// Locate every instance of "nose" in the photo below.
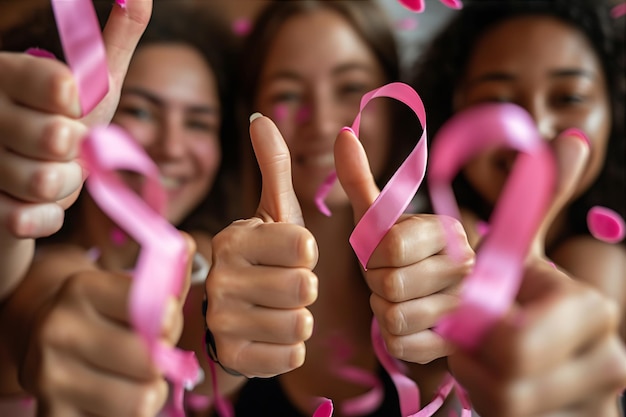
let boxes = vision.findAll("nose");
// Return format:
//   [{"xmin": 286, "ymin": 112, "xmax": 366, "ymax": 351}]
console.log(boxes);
[
  {"xmin": 522, "ymin": 98, "xmax": 557, "ymax": 141},
  {"xmin": 306, "ymin": 90, "xmax": 353, "ymax": 143},
  {"xmin": 153, "ymin": 112, "xmax": 186, "ymax": 159}
]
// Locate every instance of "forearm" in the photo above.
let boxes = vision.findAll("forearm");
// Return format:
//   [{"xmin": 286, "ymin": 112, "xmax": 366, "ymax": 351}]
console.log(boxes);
[
  {"xmin": 0, "ymin": 235, "xmax": 34, "ymax": 302},
  {"xmin": 0, "ymin": 244, "xmax": 96, "ymax": 395}
]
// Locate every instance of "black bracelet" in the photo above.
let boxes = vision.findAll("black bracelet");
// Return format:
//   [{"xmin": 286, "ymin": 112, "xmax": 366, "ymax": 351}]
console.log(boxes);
[{"xmin": 202, "ymin": 298, "xmax": 244, "ymax": 377}]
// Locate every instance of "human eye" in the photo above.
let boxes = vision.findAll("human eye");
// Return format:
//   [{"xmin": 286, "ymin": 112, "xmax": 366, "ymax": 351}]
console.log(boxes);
[
  {"xmin": 117, "ymin": 104, "xmax": 154, "ymax": 121},
  {"xmin": 553, "ymin": 93, "xmax": 587, "ymax": 106},
  {"xmin": 272, "ymin": 90, "xmax": 302, "ymax": 105},
  {"xmin": 186, "ymin": 118, "xmax": 218, "ymax": 134},
  {"xmin": 339, "ymin": 82, "xmax": 369, "ymax": 96}
]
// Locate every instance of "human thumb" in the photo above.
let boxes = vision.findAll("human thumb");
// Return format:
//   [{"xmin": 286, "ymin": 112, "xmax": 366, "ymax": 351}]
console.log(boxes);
[
  {"xmin": 250, "ymin": 113, "xmax": 304, "ymax": 225},
  {"xmin": 536, "ymin": 128, "xmax": 590, "ymax": 241},
  {"xmin": 334, "ymin": 127, "xmax": 381, "ymax": 224},
  {"xmin": 82, "ymin": 0, "xmax": 153, "ymax": 126}
]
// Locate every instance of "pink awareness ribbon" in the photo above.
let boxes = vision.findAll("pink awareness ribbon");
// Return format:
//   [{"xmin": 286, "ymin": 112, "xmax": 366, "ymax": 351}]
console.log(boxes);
[
  {"xmin": 50, "ymin": 0, "xmax": 109, "ymax": 115},
  {"xmin": 82, "ymin": 125, "xmax": 201, "ymax": 417},
  {"xmin": 428, "ymin": 102, "xmax": 556, "ymax": 351},
  {"xmin": 46, "ymin": 1, "xmax": 201, "ymax": 415},
  {"xmin": 317, "ymin": 82, "xmax": 468, "ymax": 416}
]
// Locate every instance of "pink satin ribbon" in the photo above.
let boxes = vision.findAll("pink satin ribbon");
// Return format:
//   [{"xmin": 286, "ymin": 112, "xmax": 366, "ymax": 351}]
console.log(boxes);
[
  {"xmin": 49, "ymin": 1, "xmax": 201, "ymax": 415},
  {"xmin": 318, "ymin": 82, "xmax": 467, "ymax": 416},
  {"xmin": 82, "ymin": 126, "xmax": 201, "ymax": 416},
  {"xmin": 50, "ymin": 0, "xmax": 109, "ymax": 115},
  {"xmin": 428, "ymin": 102, "xmax": 556, "ymax": 351}
]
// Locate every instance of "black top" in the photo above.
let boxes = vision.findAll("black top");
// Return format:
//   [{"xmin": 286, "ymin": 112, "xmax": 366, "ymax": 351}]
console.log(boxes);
[{"xmin": 213, "ymin": 367, "xmax": 401, "ymax": 417}]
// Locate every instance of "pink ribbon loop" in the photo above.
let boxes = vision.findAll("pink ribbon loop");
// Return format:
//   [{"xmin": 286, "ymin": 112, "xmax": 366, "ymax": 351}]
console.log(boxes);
[
  {"xmin": 428, "ymin": 102, "xmax": 556, "ymax": 351},
  {"xmin": 315, "ymin": 82, "xmax": 428, "ymax": 270},
  {"xmin": 51, "ymin": 0, "xmax": 109, "ymax": 115},
  {"xmin": 82, "ymin": 125, "xmax": 201, "ymax": 416}
]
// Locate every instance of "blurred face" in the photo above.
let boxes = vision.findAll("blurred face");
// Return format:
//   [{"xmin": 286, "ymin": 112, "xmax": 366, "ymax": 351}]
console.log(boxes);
[
  {"xmin": 113, "ymin": 44, "xmax": 222, "ymax": 225},
  {"xmin": 255, "ymin": 8, "xmax": 390, "ymax": 209},
  {"xmin": 454, "ymin": 16, "xmax": 611, "ymax": 207}
]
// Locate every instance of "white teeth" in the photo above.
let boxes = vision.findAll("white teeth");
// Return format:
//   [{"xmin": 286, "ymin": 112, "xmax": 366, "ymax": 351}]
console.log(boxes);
[{"xmin": 160, "ymin": 176, "xmax": 180, "ymax": 190}]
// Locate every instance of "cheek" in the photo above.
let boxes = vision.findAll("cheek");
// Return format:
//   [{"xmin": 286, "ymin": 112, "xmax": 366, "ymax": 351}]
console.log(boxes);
[
  {"xmin": 192, "ymin": 139, "xmax": 222, "ymax": 180},
  {"xmin": 114, "ymin": 120, "xmax": 157, "ymax": 149}
]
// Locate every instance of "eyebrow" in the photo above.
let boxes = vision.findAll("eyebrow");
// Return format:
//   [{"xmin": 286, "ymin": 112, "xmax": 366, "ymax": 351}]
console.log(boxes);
[
  {"xmin": 266, "ymin": 62, "xmax": 376, "ymax": 83},
  {"xmin": 121, "ymin": 86, "xmax": 219, "ymax": 116},
  {"xmin": 466, "ymin": 68, "xmax": 595, "ymax": 87}
]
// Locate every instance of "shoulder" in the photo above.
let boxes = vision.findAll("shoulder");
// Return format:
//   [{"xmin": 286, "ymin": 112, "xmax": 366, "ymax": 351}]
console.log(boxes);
[{"xmin": 551, "ymin": 236, "xmax": 626, "ymax": 316}]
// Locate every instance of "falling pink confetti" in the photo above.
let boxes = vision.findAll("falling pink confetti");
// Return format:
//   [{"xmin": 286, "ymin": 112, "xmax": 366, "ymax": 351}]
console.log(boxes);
[
  {"xmin": 296, "ymin": 105, "xmax": 311, "ymax": 124},
  {"xmin": 110, "ymin": 227, "xmax": 128, "ymax": 246},
  {"xmin": 611, "ymin": 3, "xmax": 626, "ymax": 18},
  {"xmin": 273, "ymin": 103, "xmax": 289, "ymax": 122},
  {"xmin": 398, "ymin": 0, "xmax": 462, "ymax": 13},
  {"xmin": 476, "ymin": 220, "xmax": 489, "ymax": 237},
  {"xmin": 587, "ymin": 206, "xmax": 625, "ymax": 243},
  {"xmin": 232, "ymin": 17, "xmax": 252, "ymax": 36}
]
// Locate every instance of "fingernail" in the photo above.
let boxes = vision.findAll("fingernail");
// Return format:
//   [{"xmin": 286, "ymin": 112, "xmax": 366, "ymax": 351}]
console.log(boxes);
[
  {"xmin": 249, "ymin": 112, "xmax": 263, "ymax": 123},
  {"xmin": 340, "ymin": 126, "xmax": 355, "ymax": 135},
  {"xmin": 560, "ymin": 128, "xmax": 590, "ymax": 147}
]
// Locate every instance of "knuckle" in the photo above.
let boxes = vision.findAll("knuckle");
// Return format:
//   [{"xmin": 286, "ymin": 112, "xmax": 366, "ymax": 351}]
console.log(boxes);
[
  {"xmin": 288, "ymin": 342, "xmax": 306, "ymax": 370},
  {"xmin": 382, "ymin": 304, "xmax": 406, "ymax": 335},
  {"xmin": 380, "ymin": 270, "xmax": 405, "ymax": 302},
  {"xmin": 39, "ymin": 309, "xmax": 77, "ymax": 349},
  {"xmin": 295, "ymin": 229, "xmax": 318, "ymax": 268},
  {"xmin": 29, "ymin": 164, "xmax": 61, "ymax": 201},
  {"xmin": 132, "ymin": 381, "xmax": 166, "ymax": 417},
  {"xmin": 297, "ymin": 271, "xmax": 318, "ymax": 306},
  {"xmin": 380, "ymin": 226, "xmax": 407, "ymax": 265},
  {"xmin": 294, "ymin": 309, "xmax": 314, "ymax": 341},
  {"xmin": 384, "ymin": 335, "xmax": 405, "ymax": 359}
]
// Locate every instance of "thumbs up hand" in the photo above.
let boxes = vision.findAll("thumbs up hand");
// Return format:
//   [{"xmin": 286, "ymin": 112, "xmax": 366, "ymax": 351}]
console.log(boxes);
[
  {"xmin": 0, "ymin": 0, "xmax": 152, "ymax": 299},
  {"xmin": 334, "ymin": 128, "xmax": 474, "ymax": 364},
  {"xmin": 205, "ymin": 114, "xmax": 318, "ymax": 377}
]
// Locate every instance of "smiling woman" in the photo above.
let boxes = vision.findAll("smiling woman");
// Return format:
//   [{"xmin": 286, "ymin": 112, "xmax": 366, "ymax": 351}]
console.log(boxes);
[{"xmin": 0, "ymin": 2, "xmax": 242, "ymax": 416}]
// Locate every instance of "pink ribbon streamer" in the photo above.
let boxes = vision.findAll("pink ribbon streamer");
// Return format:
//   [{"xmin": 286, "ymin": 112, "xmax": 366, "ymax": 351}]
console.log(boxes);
[
  {"xmin": 428, "ymin": 103, "xmax": 556, "ymax": 351},
  {"xmin": 48, "ymin": 1, "xmax": 200, "ymax": 414},
  {"xmin": 318, "ymin": 82, "xmax": 465, "ymax": 416},
  {"xmin": 50, "ymin": 0, "xmax": 109, "ymax": 115},
  {"xmin": 82, "ymin": 126, "xmax": 201, "ymax": 416}
]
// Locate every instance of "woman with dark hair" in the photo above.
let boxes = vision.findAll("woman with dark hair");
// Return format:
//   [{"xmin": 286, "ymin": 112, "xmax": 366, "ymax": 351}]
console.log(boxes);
[
  {"xmin": 408, "ymin": 0, "xmax": 626, "ymax": 415},
  {"xmin": 0, "ymin": 2, "xmax": 242, "ymax": 416},
  {"xmin": 204, "ymin": 0, "xmax": 626, "ymax": 416}
]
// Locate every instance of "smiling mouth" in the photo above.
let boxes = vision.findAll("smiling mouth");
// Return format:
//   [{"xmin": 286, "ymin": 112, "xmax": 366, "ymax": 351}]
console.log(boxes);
[{"xmin": 160, "ymin": 176, "xmax": 183, "ymax": 190}]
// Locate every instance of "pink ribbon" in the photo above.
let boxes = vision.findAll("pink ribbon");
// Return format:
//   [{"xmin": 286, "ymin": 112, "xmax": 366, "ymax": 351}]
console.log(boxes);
[
  {"xmin": 82, "ymin": 126, "xmax": 201, "ymax": 416},
  {"xmin": 315, "ymin": 82, "xmax": 428, "ymax": 270},
  {"xmin": 48, "ymin": 1, "xmax": 201, "ymax": 414},
  {"xmin": 428, "ymin": 103, "xmax": 556, "ymax": 351},
  {"xmin": 318, "ymin": 82, "xmax": 465, "ymax": 416},
  {"xmin": 50, "ymin": 0, "xmax": 109, "ymax": 115}
]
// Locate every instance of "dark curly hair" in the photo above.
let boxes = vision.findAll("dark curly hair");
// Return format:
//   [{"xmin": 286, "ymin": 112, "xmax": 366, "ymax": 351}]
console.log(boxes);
[
  {"xmin": 409, "ymin": 0, "xmax": 625, "ymax": 243},
  {"xmin": 1, "ymin": 0, "xmax": 241, "ymax": 238}
]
